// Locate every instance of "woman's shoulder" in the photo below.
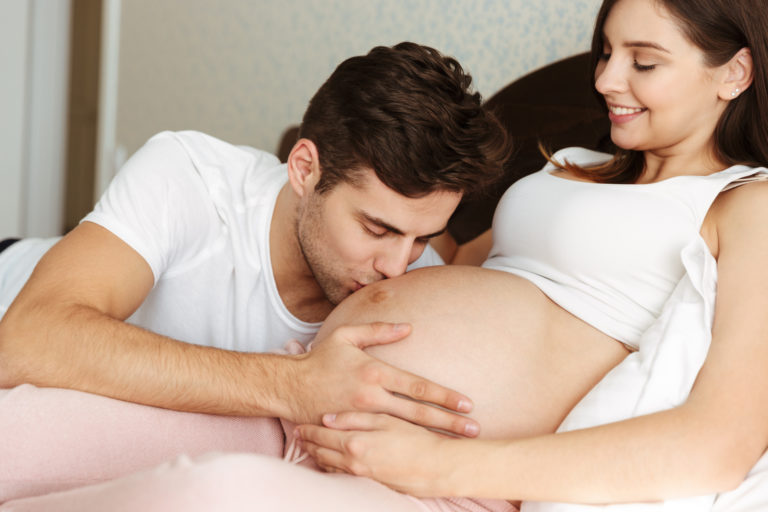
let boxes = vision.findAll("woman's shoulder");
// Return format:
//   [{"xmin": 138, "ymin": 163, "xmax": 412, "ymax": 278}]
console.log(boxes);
[
  {"xmin": 716, "ymin": 174, "xmax": 768, "ymax": 209},
  {"xmin": 709, "ymin": 174, "xmax": 768, "ymax": 253}
]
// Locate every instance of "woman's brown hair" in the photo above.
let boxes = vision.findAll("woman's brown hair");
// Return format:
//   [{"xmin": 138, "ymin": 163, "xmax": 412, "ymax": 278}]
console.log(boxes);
[{"xmin": 560, "ymin": 0, "xmax": 768, "ymax": 183}]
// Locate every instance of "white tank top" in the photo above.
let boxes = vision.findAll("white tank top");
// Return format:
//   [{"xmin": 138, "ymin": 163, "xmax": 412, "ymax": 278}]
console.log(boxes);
[{"xmin": 483, "ymin": 147, "xmax": 767, "ymax": 348}]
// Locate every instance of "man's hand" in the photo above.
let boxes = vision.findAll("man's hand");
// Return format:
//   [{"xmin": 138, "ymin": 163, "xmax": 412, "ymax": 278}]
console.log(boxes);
[{"xmin": 280, "ymin": 322, "xmax": 480, "ymax": 438}]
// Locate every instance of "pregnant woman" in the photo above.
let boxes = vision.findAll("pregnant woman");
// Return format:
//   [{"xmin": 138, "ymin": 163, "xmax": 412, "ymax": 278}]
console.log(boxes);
[
  {"xmin": 3, "ymin": 0, "xmax": 768, "ymax": 510},
  {"xmin": 297, "ymin": 0, "xmax": 768, "ymax": 508}
]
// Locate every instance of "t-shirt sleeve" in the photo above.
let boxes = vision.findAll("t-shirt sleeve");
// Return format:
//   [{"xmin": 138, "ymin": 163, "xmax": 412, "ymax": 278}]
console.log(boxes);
[{"xmin": 82, "ymin": 132, "xmax": 217, "ymax": 283}]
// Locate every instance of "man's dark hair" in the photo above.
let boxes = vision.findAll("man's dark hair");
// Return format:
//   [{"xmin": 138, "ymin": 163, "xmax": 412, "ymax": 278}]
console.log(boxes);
[{"xmin": 298, "ymin": 42, "xmax": 512, "ymax": 197}]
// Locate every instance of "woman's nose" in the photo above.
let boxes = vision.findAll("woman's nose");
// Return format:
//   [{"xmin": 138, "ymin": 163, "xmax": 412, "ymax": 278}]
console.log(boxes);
[{"xmin": 594, "ymin": 56, "xmax": 626, "ymax": 96}]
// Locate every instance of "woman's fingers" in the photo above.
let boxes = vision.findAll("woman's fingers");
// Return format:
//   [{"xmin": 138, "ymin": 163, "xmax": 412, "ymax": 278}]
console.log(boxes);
[
  {"xmin": 300, "ymin": 439, "xmax": 350, "ymax": 473},
  {"xmin": 298, "ymin": 423, "xmax": 348, "ymax": 451},
  {"xmin": 297, "ymin": 421, "xmax": 379, "ymax": 476},
  {"xmin": 297, "ymin": 414, "xmax": 450, "ymax": 496}
]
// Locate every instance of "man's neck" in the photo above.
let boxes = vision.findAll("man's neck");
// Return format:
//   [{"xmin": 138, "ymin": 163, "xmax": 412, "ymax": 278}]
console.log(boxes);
[{"xmin": 269, "ymin": 184, "xmax": 334, "ymax": 323}]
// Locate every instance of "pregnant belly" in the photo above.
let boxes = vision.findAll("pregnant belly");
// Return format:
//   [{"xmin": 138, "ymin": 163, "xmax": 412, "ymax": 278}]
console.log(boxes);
[{"xmin": 314, "ymin": 265, "xmax": 629, "ymax": 440}]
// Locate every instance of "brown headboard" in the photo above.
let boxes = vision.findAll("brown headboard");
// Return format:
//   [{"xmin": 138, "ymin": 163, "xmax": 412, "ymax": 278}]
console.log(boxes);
[{"xmin": 447, "ymin": 52, "xmax": 612, "ymax": 244}]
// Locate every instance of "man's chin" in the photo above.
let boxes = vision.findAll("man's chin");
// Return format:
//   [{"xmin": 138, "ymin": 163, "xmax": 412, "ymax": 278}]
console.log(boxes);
[
  {"xmin": 324, "ymin": 286, "xmax": 355, "ymax": 306},
  {"xmin": 324, "ymin": 279, "xmax": 375, "ymax": 305}
]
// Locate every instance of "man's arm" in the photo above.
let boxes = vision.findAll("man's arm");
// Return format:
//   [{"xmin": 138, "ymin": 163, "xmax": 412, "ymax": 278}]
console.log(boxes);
[{"xmin": 0, "ymin": 222, "xmax": 478, "ymax": 435}]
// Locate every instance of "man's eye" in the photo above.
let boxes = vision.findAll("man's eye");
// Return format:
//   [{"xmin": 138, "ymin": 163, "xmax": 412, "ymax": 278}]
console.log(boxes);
[{"xmin": 364, "ymin": 226, "xmax": 387, "ymax": 238}]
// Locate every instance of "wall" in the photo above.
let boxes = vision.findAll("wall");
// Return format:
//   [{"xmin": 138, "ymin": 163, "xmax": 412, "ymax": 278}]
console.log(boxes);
[
  {"xmin": 0, "ymin": 1, "xmax": 28, "ymax": 238},
  {"xmin": 0, "ymin": 1, "xmax": 603, "ymax": 237},
  {"xmin": 111, "ymin": 0, "xmax": 601, "ymax": 186},
  {"xmin": 0, "ymin": 0, "xmax": 71, "ymax": 238}
]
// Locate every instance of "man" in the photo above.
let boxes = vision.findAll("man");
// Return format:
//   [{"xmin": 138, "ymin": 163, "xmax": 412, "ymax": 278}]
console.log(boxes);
[{"xmin": 0, "ymin": 43, "xmax": 508, "ymax": 435}]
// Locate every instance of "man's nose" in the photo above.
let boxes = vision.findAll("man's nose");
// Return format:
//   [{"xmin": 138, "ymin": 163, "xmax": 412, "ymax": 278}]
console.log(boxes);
[{"xmin": 373, "ymin": 239, "xmax": 415, "ymax": 279}]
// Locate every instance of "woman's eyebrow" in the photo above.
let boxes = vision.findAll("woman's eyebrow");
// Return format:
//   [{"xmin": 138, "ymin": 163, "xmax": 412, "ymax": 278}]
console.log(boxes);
[
  {"xmin": 624, "ymin": 40, "xmax": 671, "ymax": 53},
  {"xmin": 601, "ymin": 31, "xmax": 671, "ymax": 54}
]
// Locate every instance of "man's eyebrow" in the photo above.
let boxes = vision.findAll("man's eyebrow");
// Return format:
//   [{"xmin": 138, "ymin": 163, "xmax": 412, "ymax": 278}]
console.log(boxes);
[
  {"xmin": 623, "ymin": 41, "xmax": 670, "ymax": 53},
  {"xmin": 360, "ymin": 212, "xmax": 447, "ymax": 239}
]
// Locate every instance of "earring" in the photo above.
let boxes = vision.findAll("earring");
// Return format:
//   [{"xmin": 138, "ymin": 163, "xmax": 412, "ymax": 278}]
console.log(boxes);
[{"xmin": 731, "ymin": 88, "xmax": 740, "ymax": 98}]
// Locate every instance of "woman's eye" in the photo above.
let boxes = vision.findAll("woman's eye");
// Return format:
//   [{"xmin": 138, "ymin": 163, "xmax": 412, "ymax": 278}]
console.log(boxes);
[
  {"xmin": 599, "ymin": 51, "xmax": 611, "ymax": 61},
  {"xmin": 633, "ymin": 60, "xmax": 656, "ymax": 71}
]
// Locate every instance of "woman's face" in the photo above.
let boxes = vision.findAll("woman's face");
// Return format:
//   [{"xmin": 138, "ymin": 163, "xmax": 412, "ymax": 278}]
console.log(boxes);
[{"xmin": 594, "ymin": 0, "xmax": 728, "ymax": 159}]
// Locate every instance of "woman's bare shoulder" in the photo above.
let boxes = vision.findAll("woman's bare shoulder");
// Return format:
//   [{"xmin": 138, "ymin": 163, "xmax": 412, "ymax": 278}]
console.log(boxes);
[
  {"xmin": 713, "ymin": 177, "xmax": 768, "ymax": 213},
  {"xmin": 706, "ymin": 179, "xmax": 768, "ymax": 259}
]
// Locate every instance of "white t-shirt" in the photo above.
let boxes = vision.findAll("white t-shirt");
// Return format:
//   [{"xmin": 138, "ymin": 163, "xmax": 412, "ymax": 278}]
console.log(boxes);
[{"xmin": 0, "ymin": 131, "xmax": 443, "ymax": 352}]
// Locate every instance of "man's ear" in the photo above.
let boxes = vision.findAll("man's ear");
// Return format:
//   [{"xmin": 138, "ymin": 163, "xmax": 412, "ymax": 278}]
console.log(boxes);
[
  {"xmin": 718, "ymin": 48, "xmax": 753, "ymax": 101},
  {"xmin": 286, "ymin": 138, "xmax": 321, "ymax": 198}
]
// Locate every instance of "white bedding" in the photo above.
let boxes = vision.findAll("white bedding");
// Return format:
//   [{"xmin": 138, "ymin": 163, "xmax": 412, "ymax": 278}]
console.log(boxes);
[{"xmin": 521, "ymin": 235, "xmax": 768, "ymax": 512}]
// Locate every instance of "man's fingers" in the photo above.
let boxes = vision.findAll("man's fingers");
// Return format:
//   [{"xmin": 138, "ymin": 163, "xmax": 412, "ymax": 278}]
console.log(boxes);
[
  {"xmin": 336, "ymin": 322, "xmax": 412, "ymax": 349},
  {"xmin": 359, "ymin": 366, "xmax": 479, "ymax": 437},
  {"xmin": 343, "ymin": 380, "xmax": 480, "ymax": 437},
  {"xmin": 387, "ymin": 371, "xmax": 473, "ymax": 414},
  {"xmin": 322, "ymin": 411, "xmax": 392, "ymax": 430},
  {"xmin": 323, "ymin": 409, "xmax": 474, "ymax": 440},
  {"xmin": 390, "ymin": 397, "xmax": 480, "ymax": 437}
]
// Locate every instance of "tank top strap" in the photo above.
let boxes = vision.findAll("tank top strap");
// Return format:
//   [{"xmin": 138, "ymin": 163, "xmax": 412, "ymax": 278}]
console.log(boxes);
[
  {"xmin": 721, "ymin": 167, "xmax": 768, "ymax": 192},
  {"xmin": 677, "ymin": 166, "xmax": 768, "ymax": 230}
]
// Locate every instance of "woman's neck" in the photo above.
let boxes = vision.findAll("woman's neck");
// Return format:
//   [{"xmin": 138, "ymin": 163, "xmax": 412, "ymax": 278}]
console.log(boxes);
[{"xmin": 638, "ymin": 141, "xmax": 726, "ymax": 183}]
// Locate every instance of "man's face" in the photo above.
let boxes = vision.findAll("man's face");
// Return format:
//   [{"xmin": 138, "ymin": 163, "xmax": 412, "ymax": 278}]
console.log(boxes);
[{"xmin": 296, "ymin": 170, "xmax": 461, "ymax": 305}]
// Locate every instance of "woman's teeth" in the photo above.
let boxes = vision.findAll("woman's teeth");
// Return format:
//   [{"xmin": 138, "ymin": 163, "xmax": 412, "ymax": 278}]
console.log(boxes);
[{"xmin": 609, "ymin": 106, "xmax": 644, "ymax": 115}]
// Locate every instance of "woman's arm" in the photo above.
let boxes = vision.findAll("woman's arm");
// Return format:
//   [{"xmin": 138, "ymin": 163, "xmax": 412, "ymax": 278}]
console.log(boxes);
[
  {"xmin": 453, "ymin": 229, "xmax": 493, "ymax": 266},
  {"xmin": 429, "ymin": 229, "xmax": 492, "ymax": 265},
  {"xmin": 298, "ymin": 182, "xmax": 768, "ymax": 503}
]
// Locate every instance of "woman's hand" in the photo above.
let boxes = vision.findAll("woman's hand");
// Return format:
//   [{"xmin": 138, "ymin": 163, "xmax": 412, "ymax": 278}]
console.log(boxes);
[{"xmin": 296, "ymin": 412, "xmax": 457, "ymax": 497}]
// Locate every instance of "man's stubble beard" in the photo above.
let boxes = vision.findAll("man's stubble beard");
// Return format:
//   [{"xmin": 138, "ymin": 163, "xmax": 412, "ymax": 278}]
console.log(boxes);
[{"xmin": 295, "ymin": 194, "xmax": 350, "ymax": 306}]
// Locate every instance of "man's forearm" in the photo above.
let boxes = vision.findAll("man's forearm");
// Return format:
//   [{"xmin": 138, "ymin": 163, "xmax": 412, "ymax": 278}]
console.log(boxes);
[
  {"xmin": 1, "ymin": 293, "xmax": 481, "ymax": 435},
  {"xmin": 0, "ymin": 303, "xmax": 294, "ymax": 417}
]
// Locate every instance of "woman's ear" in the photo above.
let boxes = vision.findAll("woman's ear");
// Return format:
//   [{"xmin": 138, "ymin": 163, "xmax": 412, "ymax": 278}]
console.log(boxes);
[
  {"xmin": 718, "ymin": 48, "xmax": 753, "ymax": 101},
  {"xmin": 286, "ymin": 138, "xmax": 321, "ymax": 198}
]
